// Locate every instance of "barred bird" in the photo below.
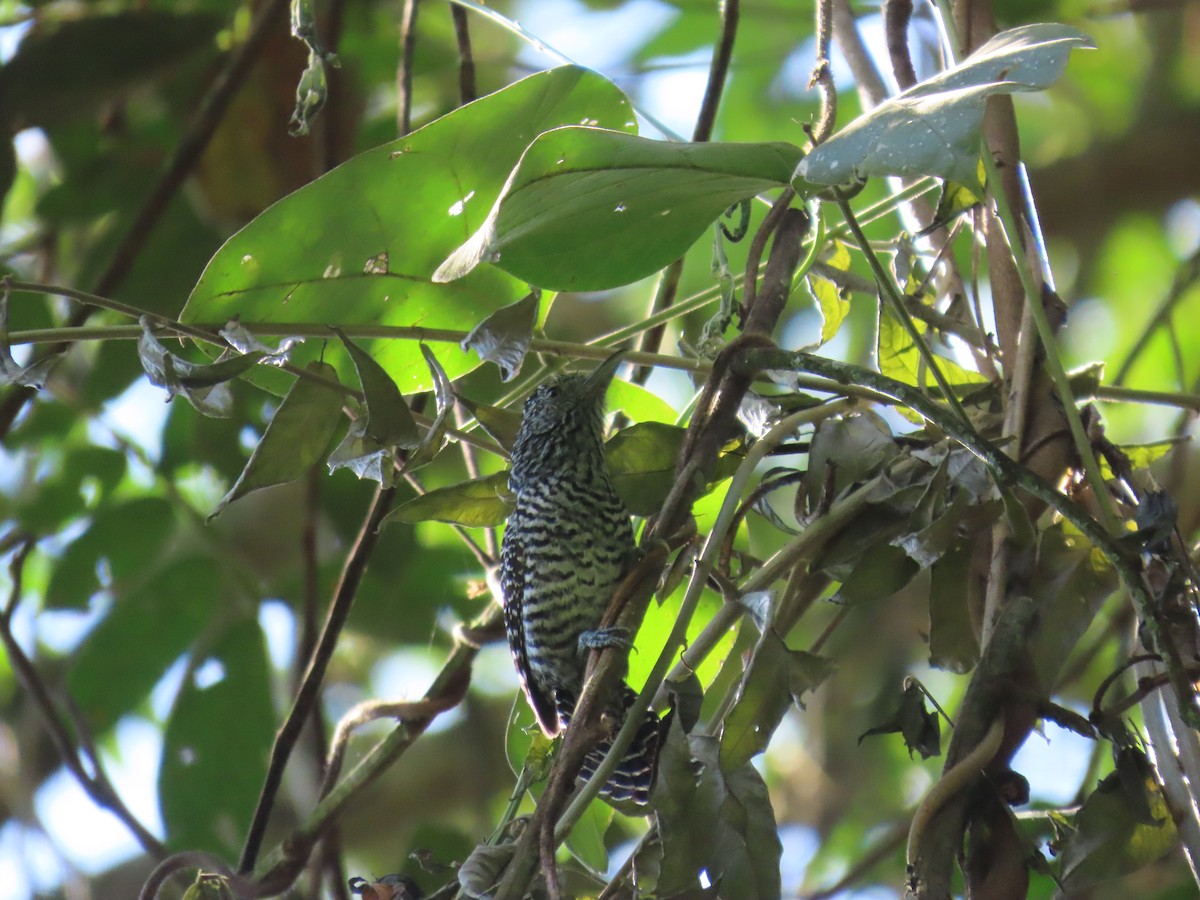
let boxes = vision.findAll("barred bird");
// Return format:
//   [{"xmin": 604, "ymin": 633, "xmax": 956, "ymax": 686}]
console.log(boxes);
[{"xmin": 500, "ymin": 352, "xmax": 661, "ymax": 807}]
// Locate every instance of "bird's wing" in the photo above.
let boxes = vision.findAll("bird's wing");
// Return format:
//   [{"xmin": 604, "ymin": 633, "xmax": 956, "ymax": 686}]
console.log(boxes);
[{"xmin": 500, "ymin": 520, "xmax": 560, "ymax": 736}]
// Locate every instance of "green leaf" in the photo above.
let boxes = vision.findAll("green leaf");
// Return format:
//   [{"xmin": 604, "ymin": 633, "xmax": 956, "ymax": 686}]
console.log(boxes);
[
  {"xmin": 565, "ymin": 797, "xmax": 614, "ymax": 875},
  {"xmin": 436, "ymin": 129, "xmax": 802, "ymax": 291},
  {"xmin": 460, "ymin": 291, "xmax": 540, "ymax": 382},
  {"xmin": 877, "ymin": 305, "xmax": 988, "ymax": 393},
  {"xmin": 1, "ymin": 288, "xmax": 61, "ymax": 388},
  {"xmin": 607, "ymin": 421, "xmax": 740, "ymax": 516},
  {"xmin": 159, "ymin": 618, "xmax": 275, "ymax": 858},
  {"xmin": 328, "ymin": 329, "xmax": 419, "ymax": 484},
  {"xmin": 719, "ymin": 630, "xmax": 791, "ymax": 774},
  {"xmin": 834, "ymin": 542, "xmax": 919, "ymax": 606},
  {"xmin": 605, "ymin": 378, "xmax": 678, "ymax": 425},
  {"xmin": 1029, "ymin": 524, "xmax": 1118, "ymax": 691},
  {"xmin": 720, "ymin": 631, "xmax": 835, "ymax": 773},
  {"xmin": 67, "ymin": 558, "xmax": 222, "ymax": 734},
  {"xmin": 209, "ymin": 362, "xmax": 344, "ymax": 519},
  {"xmin": 805, "ymin": 271, "xmax": 850, "ymax": 346},
  {"xmin": 138, "ymin": 318, "xmax": 266, "ymax": 418},
  {"xmin": 183, "ymin": 66, "xmax": 634, "ymax": 393},
  {"xmin": 928, "ymin": 542, "xmax": 980, "ymax": 673},
  {"xmin": 384, "ymin": 472, "xmax": 512, "ymax": 527},
  {"xmin": 333, "ymin": 328, "xmax": 419, "ymax": 448},
  {"xmin": 796, "ymin": 24, "xmax": 1094, "ymax": 188},
  {"xmin": 653, "ymin": 726, "xmax": 781, "ymax": 899},
  {"xmin": 407, "ymin": 345, "xmax": 456, "ymax": 471},
  {"xmin": 455, "ymin": 395, "xmax": 520, "ymax": 455},
  {"xmin": 858, "ymin": 680, "xmax": 941, "ymax": 759},
  {"xmin": 788, "ymin": 650, "xmax": 837, "ymax": 708},
  {"xmin": 1058, "ymin": 751, "xmax": 1177, "ymax": 892}
]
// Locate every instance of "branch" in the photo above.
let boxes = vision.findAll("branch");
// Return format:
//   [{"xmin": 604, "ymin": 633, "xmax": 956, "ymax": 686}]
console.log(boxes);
[
  {"xmin": 238, "ymin": 486, "xmax": 397, "ymax": 873},
  {"xmin": 0, "ymin": 536, "xmax": 166, "ymax": 858},
  {"xmin": 251, "ymin": 608, "xmax": 491, "ymax": 886},
  {"xmin": 634, "ymin": 0, "xmax": 739, "ymax": 374},
  {"xmin": 397, "ymin": 0, "xmax": 420, "ymax": 136},
  {"xmin": 449, "ymin": 2, "xmax": 477, "ymax": 105}
]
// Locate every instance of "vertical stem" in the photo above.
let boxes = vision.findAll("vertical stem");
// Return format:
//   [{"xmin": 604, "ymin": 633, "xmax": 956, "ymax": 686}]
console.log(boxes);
[{"xmin": 398, "ymin": 0, "xmax": 421, "ymax": 136}]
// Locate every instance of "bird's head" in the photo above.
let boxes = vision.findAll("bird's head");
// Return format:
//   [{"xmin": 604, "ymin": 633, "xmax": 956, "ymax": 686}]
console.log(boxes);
[{"xmin": 509, "ymin": 351, "xmax": 626, "ymax": 484}]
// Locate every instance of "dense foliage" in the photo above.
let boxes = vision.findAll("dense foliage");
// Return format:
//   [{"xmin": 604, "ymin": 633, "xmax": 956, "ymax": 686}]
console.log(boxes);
[{"xmin": 2, "ymin": 1, "xmax": 1200, "ymax": 898}]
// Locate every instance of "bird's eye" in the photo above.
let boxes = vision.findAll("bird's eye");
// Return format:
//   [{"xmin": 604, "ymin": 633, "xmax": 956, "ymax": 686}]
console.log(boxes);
[{"xmin": 543, "ymin": 385, "xmax": 559, "ymax": 398}]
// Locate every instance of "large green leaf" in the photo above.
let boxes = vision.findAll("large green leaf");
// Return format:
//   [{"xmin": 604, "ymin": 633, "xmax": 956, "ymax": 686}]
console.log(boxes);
[
  {"xmin": 795, "ymin": 24, "xmax": 1093, "ymax": 188},
  {"xmin": 182, "ymin": 67, "xmax": 634, "ymax": 392},
  {"xmin": 209, "ymin": 361, "xmax": 344, "ymax": 519},
  {"xmin": 159, "ymin": 618, "xmax": 275, "ymax": 858},
  {"xmin": 435, "ymin": 129, "xmax": 802, "ymax": 290}
]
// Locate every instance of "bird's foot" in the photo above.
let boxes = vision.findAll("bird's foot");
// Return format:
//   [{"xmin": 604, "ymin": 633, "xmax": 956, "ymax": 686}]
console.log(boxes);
[{"xmin": 578, "ymin": 626, "xmax": 631, "ymax": 653}]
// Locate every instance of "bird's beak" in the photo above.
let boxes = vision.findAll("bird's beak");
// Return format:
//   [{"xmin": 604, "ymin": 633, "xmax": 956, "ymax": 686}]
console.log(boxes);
[{"xmin": 583, "ymin": 349, "xmax": 628, "ymax": 398}]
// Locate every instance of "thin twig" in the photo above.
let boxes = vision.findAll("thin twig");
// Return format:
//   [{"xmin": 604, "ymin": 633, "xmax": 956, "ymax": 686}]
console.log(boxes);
[
  {"xmin": 808, "ymin": 0, "xmax": 837, "ymax": 145},
  {"xmin": 251, "ymin": 608, "xmax": 491, "ymax": 885},
  {"xmin": 882, "ymin": 0, "xmax": 918, "ymax": 90},
  {"xmin": 0, "ymin": 537, "xmax": 166, "ymax": 858},
  {"xmin": 1114, "ymin": 246, "xmax": 1200, "ymax": 386},
  {"xmin": 633, "ymin": 0, "xmax": 740, "ymax": 376},
  {"xmin": 239, "ymin": 486, "xmax": 397, "ymax": 874},
  {"xmin": 398, "ymin": 0, "xmax": 421, "ymax": 136},
  {"xmin": 741, "ymin": 188, "xmax": 797, "ymax": 318},
  {"xmin": 449, "ymin": 2, "xmax": 477, "ymax": 105}
]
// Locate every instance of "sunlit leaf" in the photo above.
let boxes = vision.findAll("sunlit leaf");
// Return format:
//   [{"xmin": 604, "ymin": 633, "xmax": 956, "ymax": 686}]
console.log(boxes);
[
  {"xmin": 877, "ymin": 306, "xmax": 988, "ymax": 394},
  {"xmin": 436, "ymin": 129, "xmax": 802, "ymax": 291},
  {"xmin": 383, "ymin": 472, "xmax": 512, "ymax": 527},
  {"xmin": 796, "ymin": 24, "xmax": 1094, "ymax": 188},
  {"xmin": 805, "ymin": 271, "xmax": 850, "ymax": 346},
  {"xmin": 183, "ymin": 66, "xmax": 635, "ymax": 393}
]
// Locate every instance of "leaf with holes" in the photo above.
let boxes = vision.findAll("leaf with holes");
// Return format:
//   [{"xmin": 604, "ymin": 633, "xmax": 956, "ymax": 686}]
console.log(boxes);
[{"xmin": 183, "ymin": 66, "xmax": 635, "ymax": 393}]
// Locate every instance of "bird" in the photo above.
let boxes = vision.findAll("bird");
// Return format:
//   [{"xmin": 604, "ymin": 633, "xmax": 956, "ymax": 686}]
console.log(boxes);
[{"xmin": 499, "ymin": 351, "xmax": 661, "ymax": 808}]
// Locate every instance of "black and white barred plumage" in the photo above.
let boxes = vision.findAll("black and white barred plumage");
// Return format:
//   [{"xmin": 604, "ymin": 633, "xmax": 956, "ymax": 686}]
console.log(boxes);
[{"xmin": 500, "ymin": 353, "xmax": 661, "ymax": 807}]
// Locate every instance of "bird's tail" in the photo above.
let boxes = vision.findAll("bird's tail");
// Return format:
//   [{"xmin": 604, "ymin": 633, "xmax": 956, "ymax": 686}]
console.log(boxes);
[{"xmin": 557, "ymin": 684, "xmax": 663, "ymax": 809}]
